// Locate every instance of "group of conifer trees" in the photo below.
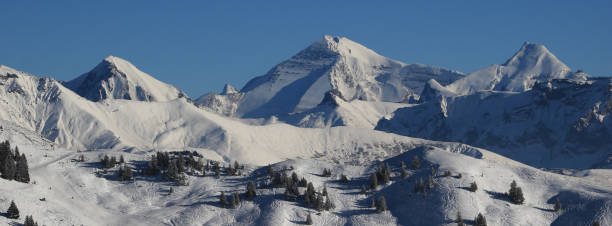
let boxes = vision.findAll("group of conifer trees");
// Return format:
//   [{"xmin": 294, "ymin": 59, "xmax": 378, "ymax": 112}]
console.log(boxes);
[
  {"xmin": 100, "ymin": 154, "xmax": 133, "ymax": 181},
  {"xmin": 4, "ymin": 200, "xmax": 39, "ymax": 225},
  {"xmin": 0, "ymin": 140, "xmax": 30, "ymax": 183},
  {"xmin": 266, "ymin": 165, "xmax": 334, "ymax": 211}
]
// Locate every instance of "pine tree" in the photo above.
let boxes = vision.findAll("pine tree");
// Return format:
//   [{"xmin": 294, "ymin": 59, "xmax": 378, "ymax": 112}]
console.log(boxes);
[
  {"xmin": 245, "ymin": 181, "xmax": 257, "ymax": 200},
  {"xmin": 24, "ymin": 215, "xmax": 38, "ymax": 226},
  {"xmin": 554, "ymin": 197, "xmax": 562, "ymax": 212},
  {"xmin": 2, "ymin": 154, "xmax": 16, "ymax": 180},
  {"xmin": 444, "ymin": 170, "xmax": 451, "ymax": 177},
  {"xmin": 177, "ymin": 154, "xmax": 185, "ymax": 173},
  {"xmin": 119, "ymin": 155, "xmax": 125, "ymax": 164},
  {"xmin": 165, "ymin": 160, "xmax": 178, "ymax": 181},
  {"xmin": 593, "ymin": 221, "xmax": 600, "ymax": 226},
  {"xmin": 291, "ymin": 172, "xmax": 299, "ymax": 183},
  {"xmin": 376, "ymin": 196, "xmax": 388, "ymax": 212},
  {"xmin": 382, "ymin": 164, "xmax": 391, "ymax": 184},
  {"xmin": 508, "ymin": 180, "xmax": 525, "ymax": 204},
  {"xmin": 110, "ymin": 156, "xmax": 117, "ymax": 168},
  {"xmin": 369, "ymin": 173, "xmax": 378, "ymax": 190},
  {"xmin": 177, "ymin": 173, "xmax": 188, "ymax": 186},
  {"xmin": 299, "ymin": 177, "xmax": 308, "ymax": 187},
  {"xmin": 427, "ymin": 175, "xmax": 434, "ymax": 189},
  {"xmin": 474, "ymin": 213, "xmax": 487, "ymax": 226},
  {"xmin": 306, "ymin": 213, "xmax": 313, "ymax": 225},
  {"xmin": 340, "ymin": 174, "xmax": 349, "ymax": 183},
  {"xmin": 401, "ymin": 167, "xmax": 408, "ymax": 179},
  {"xmin": 361, "ymin": 185, "xmax": 367, "ymax": 195},
  {"xmin": 469, "ymin": 182, "xmax": 478, "ymax": 192},
  {"xmin": 16, "ymin": 153, "xmax": 30, "ymax": 183},
  {"xmin": 370, "ymin": 198, "xmax": 376, "ymax": 208},
  {"xmin": 214, "ymin": 163, "xmax": 221, "ymax": 178},
  {"xmin": 219, "ymin": 192, "xmax": 228, "ymax": 207},
  {"xmin": 411, "ymin": 156, "xmax": 421, "ymax": 169},
  {"xmin": 7, "ymin": 200, "xmax": 19, "ymax": 219},
  {"xmin": 322, "ymin": 186, "xmax": 328, "ymax": 196},
  {"xmin": 456, "ymin": 212, "xmax": 464, "ymax": 226},
  {"xmin": 231, "ymin": 193, "xmax": 240, "ymax": 208}
]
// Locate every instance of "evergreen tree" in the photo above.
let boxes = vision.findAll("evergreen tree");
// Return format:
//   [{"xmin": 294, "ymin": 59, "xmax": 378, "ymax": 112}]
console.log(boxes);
[
  {"xmin": 324, "ymin": 194, "xmax": 334, "ymax": 210},
  {"xmin": 234, "ymin": 160, "xmax": 240, "ymax": 171},
  {"xmin": 400, "ymin": 167, "xmax": 408, "ymax": 179},
  {"xmin": 119, "ymin": 155, "xmax": 125, "ymax": 164},
  {"xmin": 593, "ymin": 221, "xmax": 600, "ymax": 226},
  {"xmin": 145, "ymin": 154, "xmax": 160, "ymax": 176},
  {"xmin": 400, "ymin": 161, "xmax": 406, "ymax": 169},
  {"xmin": 231, "ymin": 193, "xmax": 240, "ymax": 208},
  {"xmin": 469, "ymin": 182, "xmax": 478, "ymax": 192},
  {"xmin": 306, "ymin": 213, "xmax": 313, "ymax": 225},
  {"xmin": 110, "ymin": 156, "xmax": 117, "ymax": 168},
  {"xmin": 444, "ymin": 170, "xmax": 452, "ymax": 177},
  {"xmin": 165, "ymin": 160, "xmax": 179, "ymax": 181},
  {"xmin": 119, "ymin": 165, "xmax": 134, "ymax": 181},
  {"xmin": 24, "ymin": 215, "xmax": 38, "ymax": 226},
  {"xmin": 219, "ymin": 191, "xmax": 228, "ymax": 207},
  {"xmin": 554, "ymin": 197, "xmax": 562, "ymax": 212},
  {"xmin": 361, "ymin": 185, "xmax": 367, "ymax": 195},
  {"xmin": 7, "ymin": 200, "xmax": 19, "ymax": 219},
  {"xmin": 370, "ymin": 198, "xmax": 376, "ymax": 208},
  {"xmin": 376, "ymin": 196, "xmax": 388, "ymax": 212},
  {"xmin": 2, "ymin": 154, "xmax": 16, "ymax": 180},
  {"xmin": 411, "ymin": 156, "xmax": 421, "ymax": 169},
  {"xmin": 299, "ymin": 177, "xmax": 308, "ymax": 187},
  {"xmin": 508, "ymin": 180, "xmax": 525, "ymax": 204},
  {"xmin": 474, "ymin": 213, "xmax": 487, "ymax": 226},
  {"xmin": 456, "ymin": 212, "xmax": 464, "ymax": 226},
  {"xmin": 292, "ymin": 172, "xmax": 299, "ymax": 184},
  {"xmin": 245, "ymin": 181, "xmax": 257, "ymax": 200},
  {"xmin": 369, "ymin": 173, "xmax": 378, "ymax": 190},
  {"xmin": 340, "ymin": 174, "xmax": 349, "ymax": 183},
  {"xmin": 214, "ymin": 163, "xmax": 221, "ymax": 178},
  {"xmin": 427, "ymin": 175, "xmax": 434, "ymax": 189},
  {"xmin": 177, "ymin": 173, "xmax": 188, "ymax": 186},
  {"xmin": 382, "ymin": 164, "xmax": 391, "ymax": 184},
  {"xmin": 267, "ymin": 165, "xmax": 274, "ymax": 178},
  {"xmin": 177, "ymin": 154, "xmax": 185, "ymax": 173}
]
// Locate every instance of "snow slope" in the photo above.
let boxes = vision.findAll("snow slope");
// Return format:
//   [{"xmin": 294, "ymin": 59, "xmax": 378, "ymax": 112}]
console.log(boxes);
[
  {"xmin": 205, "ymin": 35, "xmax": 464, "ymax": 118},
  {"xmin": 377, "ymin": 78, "xmax": 612, "ymax": 169},
  {"xmin": 64, "ymin": 56, "xmax": 187, "ymax": 102},
  {"xmin": 1, "ymin": 119, "xmax": 610, "ymax": 226}
]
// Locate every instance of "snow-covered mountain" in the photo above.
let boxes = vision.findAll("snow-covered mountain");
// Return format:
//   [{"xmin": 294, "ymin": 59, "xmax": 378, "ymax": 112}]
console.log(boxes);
[
  {"xmin": 377, "ymin": 78, "xmax": 612, "ymax": 169},
  {"xmin": 1, "ymin": 36, "xmax": 611, "ymax": 225},
  {"xmin": 64, "ymin": 56, "xmax": 187, "ymax": 102},
  {"xmin": 420, "ymin": 42, "xmax": 588, "ymax": 103},
  {"xmin": 195, "ymin": 84, "xmax": 244, "ymax": 117},
  {"xmin": 200, "ymin": 36, "xmax": 464, "ymax": 118}
]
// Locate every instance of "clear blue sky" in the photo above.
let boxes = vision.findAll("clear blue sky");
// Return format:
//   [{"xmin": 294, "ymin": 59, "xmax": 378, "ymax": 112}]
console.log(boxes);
[{"xmin": 1, "ymin": 1, "xmax": 611, "ymax": 97}]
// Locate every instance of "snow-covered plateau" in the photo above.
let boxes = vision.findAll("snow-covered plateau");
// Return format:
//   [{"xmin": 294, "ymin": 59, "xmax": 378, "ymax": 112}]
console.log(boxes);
[{"xmin": 0, "ymin": 36, "xmax": 610, "ymax": 225}]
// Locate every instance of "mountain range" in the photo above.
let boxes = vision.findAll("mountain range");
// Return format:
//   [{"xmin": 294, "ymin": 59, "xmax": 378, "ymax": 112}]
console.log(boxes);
[{"xmin": 0, "ymin": 36, "xmax": 610, "ymax": 226}]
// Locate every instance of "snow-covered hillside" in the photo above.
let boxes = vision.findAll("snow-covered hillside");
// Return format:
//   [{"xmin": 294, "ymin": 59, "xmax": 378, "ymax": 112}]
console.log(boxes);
[
  {"xmin": 377, "ymin": 78, "xmax": 612, "ymax": 169},
  {"xmin": 1, "ymin": 119, "xmax": 609, "ymax": 226},
  {"xmin": 64, "ymin": 56, "xmax": 187, "ymax": 102}
]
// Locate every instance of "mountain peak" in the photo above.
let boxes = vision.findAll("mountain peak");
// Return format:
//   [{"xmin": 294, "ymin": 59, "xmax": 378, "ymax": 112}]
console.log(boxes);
[
  {"xmin": 502, "ymin": 42, "xmax": 568, "ymax": 70},
  {"xmin": 221, "ymin": 84, "xmax": 238, "ymax": 95},
  {"xmin": 65, "ymin": 56, "xmax": 186, "ymax": 102}
]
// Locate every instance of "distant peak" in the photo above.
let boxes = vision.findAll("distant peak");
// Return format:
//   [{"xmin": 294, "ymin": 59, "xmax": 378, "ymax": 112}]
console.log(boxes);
[
  {"xmin": 221, "ymin": 84, "xmax": 238, "ymax": 95},
  {"xmin": 503, "ymin": 42, "xmax": 559, "ymax": 67}
]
